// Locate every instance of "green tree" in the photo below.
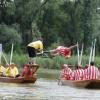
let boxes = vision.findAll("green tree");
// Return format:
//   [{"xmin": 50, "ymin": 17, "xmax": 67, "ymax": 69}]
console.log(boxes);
[
  {"xmin": 14, "ymin": 0, "xmax": 49, "ymax": 47},
  {"xmin": 0, "ymin": 24, "xmax": 22, "ymax": 52},
  {"xmin": 37, "ymin": 0, "xmax": 67, "ymax": 48},
  {"xmin": 81, "ymin": 0, "xmax": 93, "ymax": 49},
  {"xmin": 0, "ymin": 0, "xmax": 15, "ymax": 24},
  {"xmin": 60, "ymin": 0, "xmax": 83, "ymax": 45}
]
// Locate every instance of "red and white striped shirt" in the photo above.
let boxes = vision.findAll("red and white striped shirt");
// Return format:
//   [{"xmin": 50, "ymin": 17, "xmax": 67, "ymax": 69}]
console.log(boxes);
[
  {"xmin": 74, "ymin": 68, "xmax": 84, "ymax": 80},
  {"xmin": 57, "ymin": 46, "xmax": 71, "ymax": 58},
  {"xmin": 87, "ymin": 66, "xmax": 99, "ymax": 79},
  {"xmin": 83, "ymin": 68, "xmax": 89, "ymax": 80},
  {"xmin": 61, "ymin": 67, "xmax": 73, "ymax": 80}
]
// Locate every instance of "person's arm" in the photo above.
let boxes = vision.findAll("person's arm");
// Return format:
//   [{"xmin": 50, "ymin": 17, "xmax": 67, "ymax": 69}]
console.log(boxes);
[
  {"xmin": 36, "ymin": 50, "xmax": 43, "ymax": 55},
  {"xmin": 37, "ymin": 42, "xmax": 44, "ymax": 54},
  {"xmin": 6, "ymin": 67, "xmax": 10, "ymax": 76},
  {"xmin": 50, "ymin": 49, "xmax": 59, "ymax": 56},
  {"xmin": 15, "ymin": 67, "xmax": 19, "ymax": 75},
  {"xmin": 68, "ymin": 44, "xmax": 77, "ymax": 50}
]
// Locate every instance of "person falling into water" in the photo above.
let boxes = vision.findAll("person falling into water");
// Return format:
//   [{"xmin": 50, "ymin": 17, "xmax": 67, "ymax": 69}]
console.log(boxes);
[
  {"xmin": 50, "ymin": 44, "xmax": 77, "ymax": 58},
  {"xmin": 27, "ymin": 39, "xmax": 43, "ymax": 65}
]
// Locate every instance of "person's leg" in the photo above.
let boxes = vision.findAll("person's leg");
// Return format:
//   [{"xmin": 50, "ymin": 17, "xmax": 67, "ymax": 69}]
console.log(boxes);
[
  {"xmin": 31, "ymin": 64, "xmax": 39, "ymax": 74},
  {"xmin": 31, "ymin": 57, "xmax": 36, "ymax": 64},
  {"xmin": 27, "ymin": 46, "xmax": 36, "ymax": 64}
]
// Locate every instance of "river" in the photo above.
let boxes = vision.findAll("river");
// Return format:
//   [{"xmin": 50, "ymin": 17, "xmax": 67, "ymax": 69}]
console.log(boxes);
[{"xmin": 0, "ymin": 78, "xmax": 100, "ymax": 100}]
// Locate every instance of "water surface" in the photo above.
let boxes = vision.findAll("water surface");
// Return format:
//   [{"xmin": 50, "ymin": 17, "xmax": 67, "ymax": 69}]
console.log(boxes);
[{"xmin": 0, "ymin": 78, "xmax": 100, "ymax": 100}]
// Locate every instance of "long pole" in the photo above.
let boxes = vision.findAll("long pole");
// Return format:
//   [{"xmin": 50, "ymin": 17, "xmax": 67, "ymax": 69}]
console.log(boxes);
[
  {"xmin": 89, "ymin": 42, "xmax": 93, "ymax": 66},
  {"xmin": 2, "ymin": 52, "xmax": 9, "ymax": 65},
  {"xmin": 77, "ymin": 42, "xmax": 80, "ymax": 65},
  {"xmin": 92, "ymin": 39, "xmax": 96, "ymax": 62},
  {"xmin": 0, "ymin": 44, "xmax": 2, "ymax": 64},
  {"xmin": 10, "ymin": 43, "xmax": 14, "ymax": 65},
  {"xmin": 79, "ymin": 44, "xmax": 84, "ymax": 65}
]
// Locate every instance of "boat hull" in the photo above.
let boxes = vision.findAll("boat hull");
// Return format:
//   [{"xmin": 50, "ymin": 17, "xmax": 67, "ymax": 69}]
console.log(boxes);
[
  {"xmin": 60, "ymin": 79, "xmax": 100, "ymax": 89},
  {"xmin": 0, "ymin": 76, "xmax": 37, "ymax": 83}
]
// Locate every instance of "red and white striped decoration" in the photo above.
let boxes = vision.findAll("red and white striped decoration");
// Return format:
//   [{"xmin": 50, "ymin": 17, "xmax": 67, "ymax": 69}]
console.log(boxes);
[{"xmin": 83, "ymin": 68, "xmax": 89, "ymax": 80}]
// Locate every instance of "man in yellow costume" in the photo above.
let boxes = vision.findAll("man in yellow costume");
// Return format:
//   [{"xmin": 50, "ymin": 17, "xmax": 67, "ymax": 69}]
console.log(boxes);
[
  {"xmin": 0, "ymin": 64, "xmax": 6, "ymax": 76},
  {"xmin": 27, "ymin": 40, "xmax": 43, "ymax": 64},
  {"xmin": 6, "ymin": 63, "xmax": 19, "ymax": 78}
]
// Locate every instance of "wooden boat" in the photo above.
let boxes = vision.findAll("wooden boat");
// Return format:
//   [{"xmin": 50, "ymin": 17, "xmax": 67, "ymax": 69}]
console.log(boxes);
[
  {"xmin": 0, "ymin": 76, "xmax": 37, "ymax": 83},
  {"xmin": 59, "ymin": 79, "xmax": 100, "ymax": 89}
]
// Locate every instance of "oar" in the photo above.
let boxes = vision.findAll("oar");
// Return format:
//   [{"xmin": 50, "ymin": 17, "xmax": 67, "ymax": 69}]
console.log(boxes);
[
  {"xmin": 92, "ymin": 39, "xmax": 97, "ymax": 62},
  {"xmin": 2, "ymin": 52, "xmax": 9, "ymax": 65},
  {"xmin": 10, "ymin": 43, "xmax": 14, "ymax": 65},
  {"xmin": 79, "ymin": 44, "xmax": 84, "ymax": 65},
  {"xmin": 37, "ymin": 50, "xmax": 53, "ymax": 58},
  {"xmin": 58, "ymin": 70, "xmax": 63, "ymax": 85},
  {"xmin": 77, "ymin": 42, "xmax": 80, "ymax": 65},
  {"xmin": 0, "ymin": 44, "xmax": 2, "ymax": 64},
  {"xmin": 89, "ymin": 41, "xmax": 93, "ymax": 66}
]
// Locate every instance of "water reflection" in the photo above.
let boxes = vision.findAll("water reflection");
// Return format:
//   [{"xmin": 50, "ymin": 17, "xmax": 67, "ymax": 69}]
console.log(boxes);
[{"xmin": 0, "ymin": 78, "xmax": 100, "ymax": 100}]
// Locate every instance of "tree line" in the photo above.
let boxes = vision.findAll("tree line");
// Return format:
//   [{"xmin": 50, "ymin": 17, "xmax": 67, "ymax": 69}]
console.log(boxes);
[{"xmin": 0, "ymin": 0, "xmax": 100, "ymax": 55}]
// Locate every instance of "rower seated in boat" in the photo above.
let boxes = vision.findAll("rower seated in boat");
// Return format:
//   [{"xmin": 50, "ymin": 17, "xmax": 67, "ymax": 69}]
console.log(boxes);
[
  {"xmin": 60, "ymin": 64, "xmax": 73, "ymax": 80},
  {"xmin": 6, "ymin": 63, "xmax": 20, "ymax": 78},
  {"xmin": 20, "ymin": 62, "xmax": 39, "ymax": 78},
  {"xmin": 0, "ymin": 64, "xmax": 6, "ymax": 77},
  {"xmin": 21, "ymin": 63, "xmax": 33, "ymax": 78},
  {"xmin": 74, "ymin": 65, "xmax": 84, "ymax": 80},
  {"xmin": 83, "ymin": 64, "xmax": 89, "ymax": 80},
  {"xmin": 86, "ymin": 61, "xmax": 99, "ymax": 80}
]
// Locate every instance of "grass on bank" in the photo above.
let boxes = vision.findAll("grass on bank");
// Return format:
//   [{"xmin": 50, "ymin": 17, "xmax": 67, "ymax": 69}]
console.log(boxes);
[
  {"xmin": 1, "ymin": 53, "xmax": 100, "ymax": 70},
  {"xmin": 1, "ymin": 53, "xmax": 100, "ymax": 79}
]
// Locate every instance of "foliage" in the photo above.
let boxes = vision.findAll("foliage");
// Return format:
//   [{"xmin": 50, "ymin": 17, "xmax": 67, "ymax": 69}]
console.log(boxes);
[
  {"xmin": 0, "ymin": 24, "xmax": 22, "ymax": 52},
  {"xmin": 2, "ymin": 53, "xmax": 100, "ymax": 70},
  {"xmin": 0, "ymin": 0, "xmax": 100, "ymax": 56}
]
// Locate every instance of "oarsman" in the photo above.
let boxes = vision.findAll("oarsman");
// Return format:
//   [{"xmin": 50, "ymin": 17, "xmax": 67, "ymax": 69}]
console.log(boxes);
[
  {"xmin": 74, "ymin": 65, "xmax": 84, "ymax": 80},
  {"xmin": 87, "ymin": 61, "xmax": 99, "ymax": 79},
  {"xmin": 21, "ymin": 63, "xmax": 39, "ymax": 78},
  {"xmin": 50, "ymin": 44, "xmax": 77, "ymax": 58},
  {"xmin": 60, "ymin": 64, "xmax": 73, "ymax": 80},
  {"xmin": 21, "ymin": 63, "xmax": 33, "ymax": 78},
  {"xmin": 6, "ymin": 63, "xmax": 19, "ymax": 78},
  {"xmin": 83, "ymin": 64, "xmax": 89, "ymax": 80},
  {"xmin": 27, "ymin": 40, "xmax": 43, "ymax": 64},
  {"xmin": 0, "ymin": 64, "xmax": 6, "ymax": 76}
]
